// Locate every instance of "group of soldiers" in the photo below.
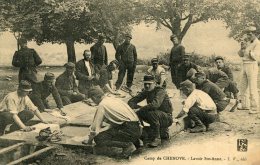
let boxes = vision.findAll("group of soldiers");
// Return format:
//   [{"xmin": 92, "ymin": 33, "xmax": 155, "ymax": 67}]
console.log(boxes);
[{"xmin": 0, "ymin": 27, "xmax": 259, "ymax": 159}]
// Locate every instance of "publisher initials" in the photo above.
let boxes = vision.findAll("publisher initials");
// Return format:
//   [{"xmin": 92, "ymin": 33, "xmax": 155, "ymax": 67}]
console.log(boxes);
[{"xmin": 237, "ymin": 139, "xmax": 248, "ymax": 152}]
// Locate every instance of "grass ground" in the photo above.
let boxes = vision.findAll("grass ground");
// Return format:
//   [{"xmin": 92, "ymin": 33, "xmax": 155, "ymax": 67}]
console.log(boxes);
[{"xmin": 0, "ymin": 65, "xmax": 260, "ymax": 165}]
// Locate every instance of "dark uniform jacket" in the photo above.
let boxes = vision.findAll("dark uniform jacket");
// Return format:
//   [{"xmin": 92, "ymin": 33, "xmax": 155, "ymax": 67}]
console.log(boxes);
[
  {"xmin": 30, "ymin": 81, "xmax": 63, "ymax": 109},
  {"xmin": 12, "ymin": 47, "xmax": 42, "ymax": 82},
  {"xmin": 196, "ymin": 80, "xmax": 226, "ymax": 102},
  {"xmin": 128, "ymin": 87, "xmax": 173, "ymax": 114},
  {"xmin": 169, "ymin": 44, "xmax": 185, "ymax": 67},
  {"xmin": 177, "ymin": 62, "xmax": 198, "ymax": 83},
  {"xmin": 90, "ymin": 43, "xmax": 108, "ymax": 66},
  {"xmin": 204, "ymin": 68, "xmax": 230, "ymax": 89},
  {"xmin": 115, "ymin": 42, "xmax": 137, "ymax": 65},
  {"xmin": 218, "ymin": 65, "xmax": 233, "ymax": 80},
  {"xmin": 55, "ymin": 71, "xmax": 78, "ymax": 96},
  {"xmin": 98, "ymin": 65, "xmax": 112, "ymax": 89},
  {"xmin": 75, "ymin": 59, "xmax": 96, "ymax": 91}
]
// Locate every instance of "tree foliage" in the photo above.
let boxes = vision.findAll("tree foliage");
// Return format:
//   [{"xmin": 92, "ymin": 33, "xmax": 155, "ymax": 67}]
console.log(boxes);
[
  {"xmin": 219, "ymin": 0, "xmax": 260, "ymax": 41},
  {"xmin": 139, "ymin": 0, "xmax": 227, "ymax": 42}
]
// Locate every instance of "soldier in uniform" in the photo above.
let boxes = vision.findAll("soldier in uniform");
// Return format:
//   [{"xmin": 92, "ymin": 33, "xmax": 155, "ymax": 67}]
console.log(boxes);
[
  {"xmin": 12, "ymin": 38, "xmax": 42, "ymax": 83},
  {"xmin": 90, "ymin": 34, "xmax": 108, "ymax": 72},
  {"xmin": 29, "ymin": 72, "xmax": 66, "ymax": 115},
  {"xmin": 55, "ymin": 62, "xmax": 85, "ymax": 105},
  {"xmin": 75, "ymin": 50, "xmax": 99, "ymax": 98},
  {"xmin": 169, "ymin": 35, "xmax": 185, "ymax": 89},
  {"xmin": 177, "ymin": 55, "xmax": 199, "ymax": 85},
  {"xmin": 214, "ymin": 56, "xmax": 239, "ymax": 99},
  {"xmin": 146, "ymin": 58, "xmax": 167, "ymax": 88},
  {"xmin": 98, "ymin": 60, "xmax": 119, "ymax": 94},
  {"xmin": 128, "ymin": 75, "xmax": 173, "ymax": 147},
  {"xmin": 115, "ymin": 34, "xmax": 137, "ymax": 92}
]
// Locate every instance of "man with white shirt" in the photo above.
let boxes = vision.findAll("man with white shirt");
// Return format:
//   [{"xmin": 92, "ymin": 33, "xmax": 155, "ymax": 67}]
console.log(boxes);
[
  {"xmin": 0, "ymin": 80, "xmax": 47, "ymax": 135},
  {"xmin": 75, "ymin": 50, "xmax": 99, "ymax": 98},
  {"xmin": 238, "ymin": 27, "xmax": 260, "ymax": 114},
  {"xmin": 146, "ymin": 58, "xmax": 167, "ymax": 88},
  {"xmin": 83, "ymin": 87, "xmax": 142, "ymax": 159},
  {"xmin": 175, "ymin": 80, "xmax": 218, "ymax": 133}
]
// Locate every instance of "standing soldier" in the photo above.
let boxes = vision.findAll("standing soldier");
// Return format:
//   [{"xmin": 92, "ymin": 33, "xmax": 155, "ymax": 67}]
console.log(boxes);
[
  {"xmin": 90, "ymin": 34, "xmax": 108, "ymax": 72},
  {"xmin": 115, "ymin": 34, "xmax": 137, "ymax": 92},
  {"xmin": 12, "ymin": 38, "xmax": 42, "ymax": 83},
  {"xmin": 169, "ymin": 35, "xmax": 185, "ymax": 89}
]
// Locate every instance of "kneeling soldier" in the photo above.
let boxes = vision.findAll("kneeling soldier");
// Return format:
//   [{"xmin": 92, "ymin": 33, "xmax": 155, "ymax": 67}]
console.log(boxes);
[
  {"xmin": 128, "ymin": 75, "xmax": 173, "ymax": 147},
  {"xmin": 29, "ymin": 72, "xmax": 66, "ymax": 115},
  {"xmin": 176, "ymin": 80, "xmax": 218, "ymax": 132},
  {"xmin": 84, "ymin": 87, "xmax": 142, "ymax": 159}
]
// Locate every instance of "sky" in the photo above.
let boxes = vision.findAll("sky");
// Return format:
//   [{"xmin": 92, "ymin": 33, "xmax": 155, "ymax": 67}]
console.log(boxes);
[{"xmin": 0, "ymin": 20, "xmax": 242, "ymax": 66}]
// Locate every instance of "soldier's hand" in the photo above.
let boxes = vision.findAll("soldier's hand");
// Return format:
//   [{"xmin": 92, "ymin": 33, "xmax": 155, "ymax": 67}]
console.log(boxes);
[
  {"xmin": 23, "ymin": 126, "xmax": 34, "ymax": 132},
  {"xmin": 67, "ymin": 90, "xmax": 74, "ymax": 95},
  {"xmin": 87, "ymin": 76, "xmax": 94, "ymax": 81},
  {"xmin": 72, "ymin": 91, "xmax": 78, "ymax": 95}
]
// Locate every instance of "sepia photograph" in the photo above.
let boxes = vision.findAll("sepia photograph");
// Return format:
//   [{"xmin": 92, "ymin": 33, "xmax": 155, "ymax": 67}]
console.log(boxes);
[{"xmin": 0, "ymin": 0, "xmax": 259, "ymax": 164}]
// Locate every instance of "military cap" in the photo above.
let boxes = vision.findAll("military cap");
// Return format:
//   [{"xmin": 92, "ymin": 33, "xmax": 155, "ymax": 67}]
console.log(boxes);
[
  {"xmin": 214, "ymin": 56, "xmax": 224, "ymax": 61},
  {"xmin": 143, "ymin": 75, "xmax": 155, "ymax": 83},
  {"xmin": 18, "ymin": 80, "xmax": 32, "ymax": 92},
  {"xmin": 182, "ymin": 55, "xmax": 190, "ymax": 60},
  {"xmin": 18, "ymin": 38, "xmax": 27, "ymax": 44},
  {"xmin": 98, "ymin": 33, "xmax": 105, "ymax": 39},
  {"xmin": 151, "ymin": 58, "xmax": 159, "ymax": 64},
  {"xmin": 44, "ymin": 72, "xmax": 55, "ymax": 81},
  {"xmin": 179, "ymin": 80, "xmax": 194, "ymax": 90},
  {"xmin": 110, "ymin": 60, "xmax": 119, "ymax": 67},
  {"xmin": 125, "ymin": 33, "xmax": 132, "ymax": 39},
  {"xmin": 195, "ymin": 72, "xmax": 206, "ymax": 78},
  {"xmin": 88, "ymin": 86, "xmax": 105, "ymax": 98},
  {"xmin": 64, "ymin": 62, "xmax": 75, "ymax": 69},
  {"xmin": 186, "ymin": 68, "xmax": 197, "ymax": 79}
]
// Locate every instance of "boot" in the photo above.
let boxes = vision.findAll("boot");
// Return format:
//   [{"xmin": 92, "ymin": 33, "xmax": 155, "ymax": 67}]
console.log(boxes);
[
  {"xmin": 160, "ymin": 127, "xmax": 170, "ymax": 140},
  {"xmin": 190, "ymin": 116, "xmax": 206, "ymax": 133},
  {"xmin": 122, "ymin": 143, "xmax": 136, "ymax": 159},
  {"xmin": 148, "ymin": 138, "xmax": 161, "ymax": 148}
]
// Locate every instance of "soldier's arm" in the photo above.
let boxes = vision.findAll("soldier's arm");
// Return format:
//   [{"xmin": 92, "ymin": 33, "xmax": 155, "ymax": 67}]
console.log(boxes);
[
  {"xmin": 115, "ymin": 46, "xmax": 121, "ymax": 62},
  {"xmin": 128, "ymin": 91, "xmax": 147, "ymax": 109},
  {"xmin": 133, "ymin": 45, "xmax": 137, "ymax": 65},
  {"xmin": 51, "ymin": 85, "xmax": 64, "ymax": 109},
  {"xmin": 141, "ymin": 88, "xmax": 166, "ymax": 111},
  {"xmin": 225, "ymin": 67, "xmax": 234, "ymax": 80},
  {"xmin": 12, "ymin": 51, "xmax": 21, "ymax": 67},
  {"xmin": 33, "ymin": 50, "xmax": 42, "ymax": 66}
]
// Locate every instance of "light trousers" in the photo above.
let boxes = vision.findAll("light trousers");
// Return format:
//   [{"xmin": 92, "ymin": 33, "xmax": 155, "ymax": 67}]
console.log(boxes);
[{"xmin": 240, "ymin": 62, "xmax": 259, "ymax": 111}]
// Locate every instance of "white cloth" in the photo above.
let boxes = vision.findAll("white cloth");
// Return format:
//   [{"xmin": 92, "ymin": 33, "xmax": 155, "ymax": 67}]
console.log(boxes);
[
  {"xmin": 84, "ymin": 61, "xmax": 93, "ymax": 75},
  {"xmin": 0, "ymin": 91, "xmax": 37, "ymax": 114},
  {"xmin": 90, "ymin": 96, "xmax": 139, "ymax": 134},
  {"xmin": 182, "ymin": 89, "xmax": 217, "ymax": 113},
  {"xmin": 147, "ymin": 65, "xmax": 166, "ymax": 84}
]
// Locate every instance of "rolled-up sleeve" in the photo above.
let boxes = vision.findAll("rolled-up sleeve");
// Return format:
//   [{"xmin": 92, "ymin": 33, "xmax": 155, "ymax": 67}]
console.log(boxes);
[
  {"xmin": 182, "ymin": 93, "xmax": 196, "ymax": 113},
  {"xmin": 25, "ymin": 96, "xmax": 37, "ymax": 112}
]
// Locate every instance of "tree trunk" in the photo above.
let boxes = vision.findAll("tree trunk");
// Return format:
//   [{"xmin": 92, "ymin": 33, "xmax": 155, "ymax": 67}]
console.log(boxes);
[{"xmin": 65, "ymin": 38, "xmax": 76, "ymax": 63}]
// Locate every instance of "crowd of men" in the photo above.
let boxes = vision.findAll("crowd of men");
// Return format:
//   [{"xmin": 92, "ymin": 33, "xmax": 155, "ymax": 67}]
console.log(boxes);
[{"xmin": 0, "ymin": 27, "xmax": 259, "ymax": 159}]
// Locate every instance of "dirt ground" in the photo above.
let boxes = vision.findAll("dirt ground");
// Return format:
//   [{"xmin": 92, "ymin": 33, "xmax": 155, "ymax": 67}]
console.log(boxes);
[{"xmin": 0, "ymin": 66, "xmax": 260, "ymax": 165}]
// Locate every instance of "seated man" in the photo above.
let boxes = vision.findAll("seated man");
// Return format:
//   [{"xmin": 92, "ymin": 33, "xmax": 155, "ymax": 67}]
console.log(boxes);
[
  {"xmin": 98, "ymin": 60, "xmax": 119, "ymax": 94},
  {"xmin": 0, "ymin": 80, "xmax": 47, "ymax": 136},
  {"xmin": 128, "ymin": 75, "xmax": 173, "ymax": 147},
  {"xmin": 55, "ymin": 62, "xmax": 85, "ymax": 105},
  {"xmin": 75, "ymin": 50, "xmax": 99, "ymax": 98},
  {"xmin": 214, "ymin": 56, "xmax": 239, "ymax": 99},
  {"xmin": 194, "ymin": 72, "xmax": 230, "ymax": 113},
  {"xmin": 175, "ymin": 80, "xmax": 218, "ymax": 133},
  {"xmin": 177, "ymin": 55, "xmax": 199, "ymax": 84},
  {"xmin": 147, "ymin": 58, "xmax": 167, "ymax": 88},
  {"xmin": 29, "ymin": 72, "xmax": 66, "ymax": 115},
  {"xmin": 84, "ymin": 87, "xmax": 142, "ymax": 159}
]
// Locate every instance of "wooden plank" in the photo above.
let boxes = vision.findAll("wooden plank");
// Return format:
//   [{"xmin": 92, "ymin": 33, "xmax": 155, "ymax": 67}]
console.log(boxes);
[
  {"xmin": 7, "ymin": 146, "xmax": 55, "ymax": 165},
  {"xmin": 0, "ymin": 143, "xmax": 25, "ymax": 155}
]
